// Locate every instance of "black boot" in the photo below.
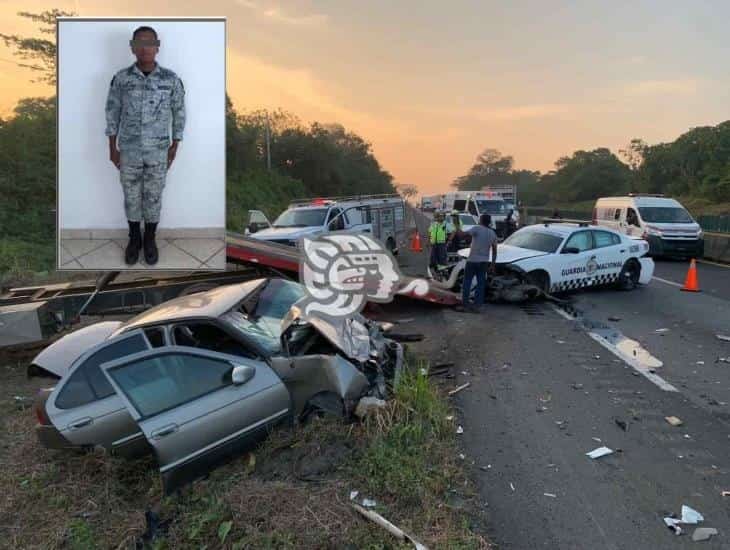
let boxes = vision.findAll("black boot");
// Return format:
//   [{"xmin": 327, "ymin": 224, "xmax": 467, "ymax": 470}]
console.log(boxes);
[
  {"xmin": 143, "ymin": 222, "xmax": 159, "ymax": 265},
  {"xmin": 125, "ymin": 221, "xmax": 142, "ymax": 265}
]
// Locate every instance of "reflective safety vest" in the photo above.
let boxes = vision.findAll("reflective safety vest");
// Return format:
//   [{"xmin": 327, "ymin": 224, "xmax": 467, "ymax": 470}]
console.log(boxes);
[{"xmin": 429, "ymin": 222, "xmax": 447, "ymax": 244}]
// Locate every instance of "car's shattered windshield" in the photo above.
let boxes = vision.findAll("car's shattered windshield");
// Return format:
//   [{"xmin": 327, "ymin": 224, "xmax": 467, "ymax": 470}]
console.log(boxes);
[
  {"xmin": 503, "ymin": 230, "xmax": 563, "ymax": 253},
  {"xmin": 221, "ymin": 279, "xmax": 306, "ymax": 355}
]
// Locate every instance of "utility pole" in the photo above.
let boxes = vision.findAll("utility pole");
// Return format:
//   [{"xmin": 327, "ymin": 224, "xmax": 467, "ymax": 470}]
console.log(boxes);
[{"xmin": 265, "ymin": 112, "xmax": 271, "ymax": 172}]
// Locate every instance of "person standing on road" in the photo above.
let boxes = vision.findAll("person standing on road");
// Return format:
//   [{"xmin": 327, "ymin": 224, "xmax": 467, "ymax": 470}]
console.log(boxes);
[
  {"xmin": 428, "ymin": 211, "xmax": 449, "ymax": 272},
  {"xmin": 446, "ymin": 210, "xmax": 464, "ymax": 252},
  {"xmin": 459, "ymin": 213, "xmax": 498, "ymax": 312},
  {"xmin": 105, "ymin": 26, "xmax": 186, "ymax": 266}
]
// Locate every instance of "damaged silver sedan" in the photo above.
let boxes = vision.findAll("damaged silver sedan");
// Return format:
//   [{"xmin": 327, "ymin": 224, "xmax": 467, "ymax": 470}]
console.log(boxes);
[{"xmin": 30, "ymin": 278, "xmax": 402, "ymax": 493}]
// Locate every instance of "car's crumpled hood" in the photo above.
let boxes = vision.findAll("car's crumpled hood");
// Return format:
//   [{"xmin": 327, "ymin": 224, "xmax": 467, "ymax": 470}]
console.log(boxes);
[
  {"xmin": 280, "ymin": 304, "xmax": 377, "ymax": 363},
  {"xmin": 457, "ymin": 244, "xmax": 549, "ymax": 264},
  {"xmin": 30, "ymin": 321, "xmax": 123, "ymax": 377}
]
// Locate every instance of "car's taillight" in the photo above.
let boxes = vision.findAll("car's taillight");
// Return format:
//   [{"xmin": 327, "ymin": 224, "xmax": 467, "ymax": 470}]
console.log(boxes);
[{"xmin": 33, "ymin": 393, "xmax": 51, "ymax": 425}]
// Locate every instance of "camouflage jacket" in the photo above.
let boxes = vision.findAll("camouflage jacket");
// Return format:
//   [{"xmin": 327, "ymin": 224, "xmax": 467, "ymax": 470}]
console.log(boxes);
[{"xmin": 105, "ymin": 63, "xmax": 185, "ymax": 150}]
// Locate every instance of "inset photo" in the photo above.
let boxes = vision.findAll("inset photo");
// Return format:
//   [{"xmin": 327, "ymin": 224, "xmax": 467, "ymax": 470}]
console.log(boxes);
[{"xmin": 57, "ymin": 17, "xmax": 226, "ymax": 270}]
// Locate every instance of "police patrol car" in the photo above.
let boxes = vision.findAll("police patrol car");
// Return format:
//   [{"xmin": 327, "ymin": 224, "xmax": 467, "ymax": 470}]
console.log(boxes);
[{"xmin": 430, "ymin": 221, "xmax": 654, "ymax": 296}]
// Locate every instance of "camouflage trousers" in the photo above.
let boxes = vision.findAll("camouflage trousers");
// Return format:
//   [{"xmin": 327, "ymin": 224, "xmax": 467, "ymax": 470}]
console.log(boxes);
[{"xmin": 119, "ymin": 147, "xmax": 168, "ymax": 223}]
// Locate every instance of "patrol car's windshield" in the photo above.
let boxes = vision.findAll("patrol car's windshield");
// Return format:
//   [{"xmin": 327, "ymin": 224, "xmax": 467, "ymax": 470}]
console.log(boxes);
[
  {"xmin": 638, "ymin": 207, "xmax": 693, "ymax": 224},
  {"xmin": 504, "ymin": 230, "xmax": 563, "ymax": 253},
  {"xmin": 476, "ymin": 200, "xmax": 507, "ymax": 215},
  {"xmin": 272, "ymin": 208, "xmax": 328, "ymax": 228}
]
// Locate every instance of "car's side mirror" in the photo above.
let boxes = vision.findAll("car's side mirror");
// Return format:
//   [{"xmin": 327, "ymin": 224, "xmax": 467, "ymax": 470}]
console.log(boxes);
[
  {"xmin": 562, "ymin": 246, "xmax": 580, "ymax": 254},
  {"xmin": 231, "ymin": 364, "xmax": 255, "ymax": 385},
  {"xmin": 247, "ymin": 223, "xmax": 259, "ymax": 234}
]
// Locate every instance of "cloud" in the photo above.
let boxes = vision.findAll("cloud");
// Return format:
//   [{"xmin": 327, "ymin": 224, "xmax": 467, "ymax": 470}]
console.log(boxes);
[
  {"xmin": 235, "ymin": 0, "xmax": 329, "ymax": 26},
  {"xmin": 625, "ymin": 79, "xmax": 700, "ymax": 96}
]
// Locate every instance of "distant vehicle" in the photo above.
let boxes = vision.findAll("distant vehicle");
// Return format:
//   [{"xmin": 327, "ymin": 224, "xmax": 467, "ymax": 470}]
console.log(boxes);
[
  {"xmin": 30, "ymin": 278, "xmax": 402, "ymax": 494},
  {"xmin": 245, "ymin": 195, "xmax": 406, "ymax": 254},
  {"xmin": 442, "ymin": 191, "xmax": 511, "ymax": 236},
  {"xmin": 420, "ymin": 196, "xmax": 434, "ymax": 211},
  {"xmin": 593, "ymin": 195, "xmax": 704, "ymax": 258},
  {"xmin": 429, "ymin": 222, "xmax": 654, "ymax": 297}
]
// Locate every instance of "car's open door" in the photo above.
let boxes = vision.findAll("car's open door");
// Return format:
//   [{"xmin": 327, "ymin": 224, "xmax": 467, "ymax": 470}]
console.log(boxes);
[{"xmin": 100, "ymin": 346, "xmax": 291, "ymax": 494}]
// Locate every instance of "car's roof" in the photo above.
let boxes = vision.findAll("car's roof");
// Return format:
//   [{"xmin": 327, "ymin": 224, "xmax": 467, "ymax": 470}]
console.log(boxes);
[
  {"xmin": 113, "ymin": 279, "xmax": 266, "ymax": 335},
  {"xmin": 596, "ymin": 196, "xmax": 683, "ymax": 207}
]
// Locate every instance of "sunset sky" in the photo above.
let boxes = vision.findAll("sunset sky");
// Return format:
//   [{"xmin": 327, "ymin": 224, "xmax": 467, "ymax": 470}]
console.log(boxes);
[{"xmin": 2, "ymin": 1, "xmax": 729, "ymax": 195}]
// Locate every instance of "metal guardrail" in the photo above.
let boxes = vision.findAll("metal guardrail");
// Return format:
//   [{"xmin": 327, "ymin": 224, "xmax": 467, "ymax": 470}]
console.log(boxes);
[{"xmin": 696, "ymin": 215, "xmax": 730, "ymax": 234}]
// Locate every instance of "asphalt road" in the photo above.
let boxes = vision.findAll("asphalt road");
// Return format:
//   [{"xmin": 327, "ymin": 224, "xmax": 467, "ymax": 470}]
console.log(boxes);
[{"xmin": 386, "ymin": 253, "xmax": 730, "ymax": 549}]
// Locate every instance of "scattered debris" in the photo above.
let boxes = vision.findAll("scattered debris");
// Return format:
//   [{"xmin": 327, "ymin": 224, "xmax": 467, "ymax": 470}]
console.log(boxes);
[
  {"xmin": 445, "ymin": 415, "xmax": 454, "ymax": 421},
  {"xmin": 555, "ymin": 340, "xmax": 566, "ymax": 344},
  {"xmin": 592, "ymin": 437, "xmax": 602, "ymax": 443},
  {"xmin": 594, "ymin": 355, "xmax": 601, "ymax": 360},
  {"xmin": 608, "ymin": 316, "xmax": 622, "ymax": 322},
  {"xmin": 458, "ymin": 453, "xmax": 466, "ymax": 460},
  {"xmin": 716, "ymin": 334, "xmax": 730, "ymax": 342},
  {"xmin": 571, "ymin": 383, "xmax": 584, "ymax": 390},
  {"xmin": 717, "ymin": 357, "xmax": 730, "ymax": 364},
  {"xmin": 509, "ymin": 482, "xmax": 515, "ymax": 492},
  {"xmin": 361, "ymin": 498, "xmax": 377, "ymax": 508},
  {"xmin": 456, "ymin": 426, "xmax": 464, "ymax": 434},
  {"xmin": 355, "ymin": 397, "xmax": 387, "ymax": 419},
  {"xmin": 543, "ymin": 493, "xmax": 557, "ymax": 498},
  {"xmin": 696, "ymin": 361, "xmax": 705, "ymax": 365},
  {"xmin": 479, "ymin": 464, "xmax": 492, "ymax": 471},
  {"xmin": 655, "ymin": 328, "xmax": 670, "ymax": 333},
  {"xmin": 586, "ymin": 446, "xmax": 614, "ymax": 459},
  {"xmin": 350, "ymin": 491, "xmax": 359, "ymax": 501},
  {"xmin": 536, "ymin": 406, "xmax": 548, "ymax": 413},
  {"xmin": 614, "ymin": 419, "xmax": 628, "ymax": 432},
  {"xmin": 721, "ymin": 491, "xmax": 730, "ymax": 497},
  {"xmin": 681, "ymin": 505, "xmax": 704, "ymax": 524},
  {"xmin": 394, "ymin": 317, "xmax": 415, "ymax": 324},
  {"xmin": 351, "ymin": 503, "xmax": 429, "ymax": 550},
  {"xmin": 692, "ymin": 527, "xmax": 717, "ymax": 542},
  {"xmin": 663, "ymin": 517, "xmax": 683, "ymax": 536},
  {"xmin": 448, "ymin": 382, "xmax": 471, "ymax": 396},
  {"xmin": 665, "ymin": 416, "xmax": 683, "ymax": 427}
]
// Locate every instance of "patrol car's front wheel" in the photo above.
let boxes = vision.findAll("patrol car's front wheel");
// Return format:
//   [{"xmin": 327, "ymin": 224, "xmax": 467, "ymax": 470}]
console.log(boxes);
[
  {"xmin": 617, "ymin": 259, "xmax": 640, "ymax": 291},
  {"xmin": 525, "ymin": 270, "xmax": 550, "ymax": 296}
]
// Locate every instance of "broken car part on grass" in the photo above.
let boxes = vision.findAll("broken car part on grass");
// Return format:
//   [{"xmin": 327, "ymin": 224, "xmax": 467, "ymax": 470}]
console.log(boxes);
[{"xmin": 29, "ymin": 278, "xmax": 403, "ymax": 494}]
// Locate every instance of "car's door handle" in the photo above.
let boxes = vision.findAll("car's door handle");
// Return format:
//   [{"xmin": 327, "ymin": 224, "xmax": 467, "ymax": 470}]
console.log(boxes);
[
  {"xmin": 620, "ymin": 249, "xmax": 626, "ymax": 253},
  {"xmin": 151, "ymin": 424, "xmax": 179, "ymax": 439},
  {"xmin": 68, "ymin": 417, "xmax": 93, "ymax": 429}
]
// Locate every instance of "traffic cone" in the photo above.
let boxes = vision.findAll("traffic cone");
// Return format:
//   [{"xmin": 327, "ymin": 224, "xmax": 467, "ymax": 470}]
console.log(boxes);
[
  {"xmin": 410, "ymin": 230, "xmax": 423, "ymax": 252},
  {"xmin": 681, "ymin": 258, "xmax": 700, "ymax": 292}
]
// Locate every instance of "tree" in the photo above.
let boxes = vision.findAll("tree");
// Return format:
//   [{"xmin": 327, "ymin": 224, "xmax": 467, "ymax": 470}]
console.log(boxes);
[
  {"xmin": 0, "ymin": 9, "xmax": 75, "ymax": 85},
  {"xmin": 543, "ymin": 148, "xmax": 631, "ymax": 202},
  {"xmin": 395, "ymin": 183, "xmax": 418, "ymax": 202},
  {"xmin": 452, "ymin": 148, "xmax": 514, "ymax": 190}
]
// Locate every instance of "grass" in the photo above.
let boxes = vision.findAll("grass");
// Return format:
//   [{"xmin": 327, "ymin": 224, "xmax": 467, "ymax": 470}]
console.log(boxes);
[{"xmin": 0, "ymin": 350, "xmax": 489, "ymax": 549}]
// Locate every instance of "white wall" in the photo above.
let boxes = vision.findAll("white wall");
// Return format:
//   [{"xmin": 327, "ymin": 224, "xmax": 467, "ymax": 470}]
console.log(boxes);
[{"xmin": 58, "ymin": 18, "xmax": 225, "ymax": 229}]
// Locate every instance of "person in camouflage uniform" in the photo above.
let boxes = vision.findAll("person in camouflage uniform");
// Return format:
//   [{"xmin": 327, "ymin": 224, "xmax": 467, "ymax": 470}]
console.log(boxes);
[{"xmin": 105, "ymin": 26, "xmax": 185, "ymax": 266}]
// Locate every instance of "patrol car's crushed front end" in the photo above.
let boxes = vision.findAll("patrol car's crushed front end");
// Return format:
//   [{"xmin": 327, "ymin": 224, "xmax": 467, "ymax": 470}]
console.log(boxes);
[{"xmin": 427, "ymin": 260, "xmax": 543, "ymax": 302}]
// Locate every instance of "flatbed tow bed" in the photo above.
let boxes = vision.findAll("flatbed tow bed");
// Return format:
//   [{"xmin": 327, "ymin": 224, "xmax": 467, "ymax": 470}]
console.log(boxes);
[{"xmin": 1, "ymin": 232, "xmax": 458, "ymax": 347}]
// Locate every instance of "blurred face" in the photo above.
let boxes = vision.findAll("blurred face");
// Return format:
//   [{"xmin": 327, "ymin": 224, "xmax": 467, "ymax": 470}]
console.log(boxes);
[{"xmin": 131, "ymin": 30, "xmax": 158, "ymax": 65}]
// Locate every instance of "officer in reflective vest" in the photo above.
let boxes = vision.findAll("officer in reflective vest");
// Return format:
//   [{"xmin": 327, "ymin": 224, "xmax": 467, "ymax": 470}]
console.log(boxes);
[
  {"xmin": 429, "ymin": 211, "xmax": 448, "ymax": 270},
  {"xmin": 446, "ymin": 210, "xmax": 463, "ymax": 252}
]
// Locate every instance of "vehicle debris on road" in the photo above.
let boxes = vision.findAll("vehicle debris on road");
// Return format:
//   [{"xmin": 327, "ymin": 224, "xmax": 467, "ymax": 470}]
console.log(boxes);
[
  {"xmin": 692, "ymin": 527, "xmax": 718, "ymax": 542},
  {"xmin": 456, "ymin": 425, "xmax": 464, "ymax": 434},
  {"xmin": 586, "ymin": 446, "xmax": 614, "ymax": 459},
  {"xmin": 665, "ymin": 416, "xmax": 683, "ymax": 427},
  {"xmin": 355, "ymin": 397, "xmax": 387, "ymax": 419},
  {"xmin": 681, "ymin": 505, "xmax": 704, "ymax": 524},
  {"xmin": 448, "ymin": 382, "xmax": 471, "ymax": 396},
  {"xmin": 716, "ymin": 334, "xmax": 730, "ymax": 342}
]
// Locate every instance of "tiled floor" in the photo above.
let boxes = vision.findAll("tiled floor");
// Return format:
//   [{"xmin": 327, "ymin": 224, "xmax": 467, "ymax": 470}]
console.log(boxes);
[{"xmin": 59, "ymin": 237, "xmax": 226, "ymax": 270}]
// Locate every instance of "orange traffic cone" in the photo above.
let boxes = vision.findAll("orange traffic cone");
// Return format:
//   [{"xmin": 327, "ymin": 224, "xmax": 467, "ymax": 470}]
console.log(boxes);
[
  {"xmin": 681, "ymin": 259, "xmax": 700, "ymax": 292},
  {"xmin": 410, "ymin": 230, "xmax": 423, "ymax": 252}
]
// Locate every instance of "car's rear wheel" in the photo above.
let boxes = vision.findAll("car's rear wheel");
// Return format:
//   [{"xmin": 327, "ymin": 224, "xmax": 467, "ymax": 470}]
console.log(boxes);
[
  {"xmin": 617, "ymin": 259, "xmax": 640, "ymax": 290},
  {"xmin": 525, "ymin": 270, "xmax": 550, "ymax": 296}
]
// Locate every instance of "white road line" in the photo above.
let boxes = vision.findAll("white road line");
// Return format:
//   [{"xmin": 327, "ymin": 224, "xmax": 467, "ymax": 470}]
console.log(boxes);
[
  {"xmin": 551, "ymin": 305, "xmax": 679, "ymax": 392},
  {"xmin": 652, "ymin": 276, "xmax": 683, "ymax": 288}
]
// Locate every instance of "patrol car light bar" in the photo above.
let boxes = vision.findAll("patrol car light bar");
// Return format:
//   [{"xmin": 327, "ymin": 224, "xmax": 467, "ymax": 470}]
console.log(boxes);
[{"xmin": 541, "ymin": 218, "xmax": 591, "ymax": 227}]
